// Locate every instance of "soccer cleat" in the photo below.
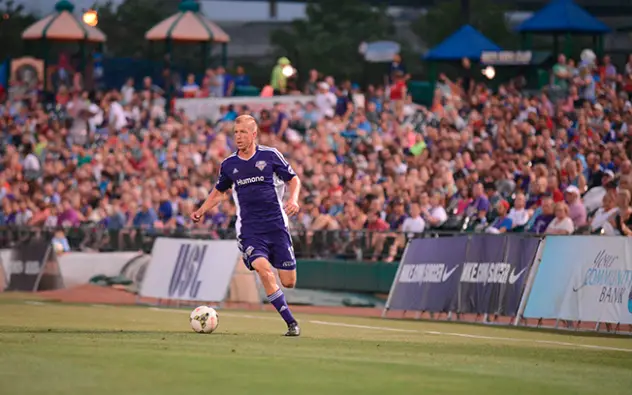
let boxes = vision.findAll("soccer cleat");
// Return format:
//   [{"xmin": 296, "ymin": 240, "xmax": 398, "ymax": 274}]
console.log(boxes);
[{"xmin": 284, "ymin": 322, "xmax": 300, "ymax": 337}]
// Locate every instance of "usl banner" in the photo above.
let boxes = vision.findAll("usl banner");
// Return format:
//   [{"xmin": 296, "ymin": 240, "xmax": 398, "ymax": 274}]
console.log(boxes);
[
  {"xmin": 385, "ymin": 235, "xmax": 541, "ymax": 316},
  {"xmin": 5, "ymin": 239, "xmax": 64, "ymax": 292},
  {"xmin": 140, "ymin": 238, "xmax": 241, "ymax": 302},
  {"xmin": 523, "ymin": 236, "xmax": 632, "ymax": 325}
]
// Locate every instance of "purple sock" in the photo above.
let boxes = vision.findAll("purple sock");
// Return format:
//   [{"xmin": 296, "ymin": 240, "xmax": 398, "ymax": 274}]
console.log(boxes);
[{"xmin": 268, "ymin": 289, "xmax": 296, "ymax": 326}]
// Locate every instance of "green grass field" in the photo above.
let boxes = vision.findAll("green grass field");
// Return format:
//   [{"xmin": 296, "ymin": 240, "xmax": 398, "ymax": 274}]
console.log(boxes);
[{"xmin": 1, "ymin": 296, "xmax": 631, "ymax": 395}]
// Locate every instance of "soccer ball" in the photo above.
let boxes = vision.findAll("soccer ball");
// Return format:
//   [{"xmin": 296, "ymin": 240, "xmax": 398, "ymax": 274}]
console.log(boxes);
[{"xmin": 189, "ymin": 306, "xmax": 219, "ymax": 334}]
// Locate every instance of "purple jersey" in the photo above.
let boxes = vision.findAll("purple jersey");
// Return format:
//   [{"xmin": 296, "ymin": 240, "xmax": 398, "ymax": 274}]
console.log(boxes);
[{"xmin": 215, "ymin": 145, "xmax": 296, "ymax": 237}]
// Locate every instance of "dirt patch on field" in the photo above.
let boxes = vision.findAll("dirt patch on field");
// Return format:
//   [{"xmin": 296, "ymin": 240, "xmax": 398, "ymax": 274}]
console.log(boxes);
[
  {"xmin": 38, "ymin": 284, "xmax": 140, "ymax": 305},
  {"xmin": 34, "ymin": 285, "xmax": 632, "ymax": 333}
]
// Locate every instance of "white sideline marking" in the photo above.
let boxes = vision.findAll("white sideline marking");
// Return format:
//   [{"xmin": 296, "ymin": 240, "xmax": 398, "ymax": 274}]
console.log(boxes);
[
  {"xmin": 149, "ymin": 307, "xmax": 185, "ymax": 313},
  {"xmin": 425, "ymin": 331, "xmax": 632, "ymax": 353},
  {"xmin": 143, "ymin": 307, "xmax": 632, "ymax": 353},
  {"xmin": 24, "ymin": 301, "xmax": 46, "ymax": 306},
  {"xmin": 309, "ymin": 320, "xmax": 418, "ymax": 333},
  {"xmin": 91, "ymin": 304, "xmax": 110, "ymax": 308}
]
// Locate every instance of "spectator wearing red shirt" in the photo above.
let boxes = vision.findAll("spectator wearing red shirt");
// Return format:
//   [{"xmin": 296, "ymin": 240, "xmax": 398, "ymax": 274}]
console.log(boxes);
[
  {"xmin": 389, "ymin": 71, "xmax": 407, "ymax": 113},
  {"xmin": 547, "ymin": 175, "xmax": 565, "ymax": 202}
]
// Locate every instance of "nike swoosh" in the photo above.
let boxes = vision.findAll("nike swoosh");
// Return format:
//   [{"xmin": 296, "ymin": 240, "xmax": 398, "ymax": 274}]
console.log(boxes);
[
  {"xmin": 508, "ymin": 268, "xmax": 527, "ymax": 284},
  {"xmin": 442, "ymin": 265, "xmax": 459, "ymax": 282}
]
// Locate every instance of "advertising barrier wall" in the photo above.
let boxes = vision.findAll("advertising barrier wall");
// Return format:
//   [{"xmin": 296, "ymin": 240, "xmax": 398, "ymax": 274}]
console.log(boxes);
[
  {"xmin": 174, "ymin": 95, "xmax": 316, "ymax": 122},
  {"xmin": 384, "ymin": 235, "xmax": 541, "ymax": 317},
  {"xmin": 4, "ymin": 239, "xmax": 64, "ymax": 292},
  {"xmin": 523, "ymin": 236, "xmax": 632, "ymax": 325},
  {"xmin": 140, "ymin": 238, "xmax": 242, "ymax": 302},
  {"xmin": 0, "ymin": 248, "xmax": 11, "ymax": 291},
  {"xmin": 58, "ymin": 252, "xmax": 145, "ymax": 288}
]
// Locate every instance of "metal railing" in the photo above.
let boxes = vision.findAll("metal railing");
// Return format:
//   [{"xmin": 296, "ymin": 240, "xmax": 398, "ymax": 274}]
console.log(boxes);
[{"xmin": 0, "ymin": 225, "xmax": 478, "ymax": 261}]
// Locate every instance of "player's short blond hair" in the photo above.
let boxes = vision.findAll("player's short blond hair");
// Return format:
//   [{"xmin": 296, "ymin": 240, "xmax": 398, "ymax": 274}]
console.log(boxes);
[{"xmin": 234, "ymin": 115, "xmax": 258, "ymax": 133}]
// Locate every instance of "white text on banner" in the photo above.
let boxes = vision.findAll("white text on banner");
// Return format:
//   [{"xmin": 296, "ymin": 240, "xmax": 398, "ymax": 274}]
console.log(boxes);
[
  {"xmin": 140, "ymin": 238, "xmax": 241, "ymax": 302},
  {"xmin": 523, "ymin": 236, "xmax": 632, "ymax": 324}
]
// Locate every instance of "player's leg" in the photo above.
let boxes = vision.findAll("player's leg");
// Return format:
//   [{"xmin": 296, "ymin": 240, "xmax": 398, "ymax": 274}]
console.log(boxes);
[
  {"xmin": 270, "ymin": 230, "xmax": 297, "ymax": 288},
  {"xmin": 278, "ymin": 268, "xmax": 296, "ymax": 288},
  {"xmin": 251, "ymin": 257, "xmax": 300, "ymax": 336}
]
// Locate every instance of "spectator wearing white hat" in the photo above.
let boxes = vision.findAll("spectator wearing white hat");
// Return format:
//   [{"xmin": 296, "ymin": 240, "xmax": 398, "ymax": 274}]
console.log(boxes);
[
  {"xmin": 315, "ymin": 82, "xmax": 336, "ymax": 120},
  {"xmin": 565, "ymin": 185, "xmax": 587, "ymax": 228}
]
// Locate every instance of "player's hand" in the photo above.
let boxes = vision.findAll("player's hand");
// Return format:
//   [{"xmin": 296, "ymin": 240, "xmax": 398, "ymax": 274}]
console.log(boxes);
[
  {"xmin": 190, "ymin": 210, "xmax": 204, "ymax": 223},
  {"xmin": 284, "ymin": 199, "xmax": 300, "ymax": 216}
]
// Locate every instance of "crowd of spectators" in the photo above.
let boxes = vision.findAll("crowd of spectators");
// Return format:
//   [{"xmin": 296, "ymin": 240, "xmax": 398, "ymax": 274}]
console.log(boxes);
[{"xmin": 1, "ymin": 50, "xmax": 632, "ymax": 260}]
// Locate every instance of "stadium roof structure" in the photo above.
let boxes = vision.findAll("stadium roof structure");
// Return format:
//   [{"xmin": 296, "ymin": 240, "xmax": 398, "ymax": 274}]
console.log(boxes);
[
  {"xmin": 22, "ymin": 0, "xmax": 106, "ymax": 43},
  {"xmin": 424, "ymin": 25, "xmax": 502, "ymax": 61},
  {"xmin": 145, "ymin": 0, "xmax": 230, "ymax": 43},
  {"xmin": 516, "ymin": 0, "xmax": 611, "ymax": 34}
]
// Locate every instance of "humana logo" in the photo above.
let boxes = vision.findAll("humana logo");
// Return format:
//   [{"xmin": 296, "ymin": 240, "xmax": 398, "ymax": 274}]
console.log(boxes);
[{"xmin": 236, "ymin": 176, "xmax": 264, "ymax": 186}]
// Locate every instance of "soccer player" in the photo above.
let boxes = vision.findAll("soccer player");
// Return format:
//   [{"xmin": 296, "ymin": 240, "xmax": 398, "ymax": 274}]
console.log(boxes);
[{"xmin": 190, "ymin": 115, "xmax": 301, "ymax": 336}]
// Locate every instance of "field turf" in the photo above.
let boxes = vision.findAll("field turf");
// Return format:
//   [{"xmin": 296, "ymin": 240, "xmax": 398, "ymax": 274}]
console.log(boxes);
[{"xmin": 1, "ymin": 295, "xmax": 631, "ymax": 395}]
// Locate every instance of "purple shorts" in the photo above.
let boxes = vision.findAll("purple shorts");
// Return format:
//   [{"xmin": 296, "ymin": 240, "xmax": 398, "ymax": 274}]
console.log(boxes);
[{"xmin": 237, "ymin": 230, "xmax": 296, "ymax": 271}]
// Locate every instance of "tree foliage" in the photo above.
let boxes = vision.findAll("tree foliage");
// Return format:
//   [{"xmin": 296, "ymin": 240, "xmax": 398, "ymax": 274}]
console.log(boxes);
[
  {"xmin": 92, "ymin": 0, "xmax": 179, "ymax": 58},
  {"xmin": 0, "ymin": 0, "xmax": 37, "ymax": 60},
  {"xmin": 412, "ymin": 0, "xmax": 517, "ymax": 50},
  {"xmin": 270, "ymin": 0, "xmax": 396, "ymax": 80}
]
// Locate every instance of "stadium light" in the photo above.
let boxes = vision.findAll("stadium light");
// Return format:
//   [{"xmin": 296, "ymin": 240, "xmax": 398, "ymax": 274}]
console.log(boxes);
[
  {"xmin": 82, "ymin": 9, "xmax": 98, "ymax": 27},
  {"xmin": 482, "ymin": 66, "xmax": 495, "ymax": 80},
  {"xmin": 282, "ymin": 65, "xmax": 295, "ymax": 78}
]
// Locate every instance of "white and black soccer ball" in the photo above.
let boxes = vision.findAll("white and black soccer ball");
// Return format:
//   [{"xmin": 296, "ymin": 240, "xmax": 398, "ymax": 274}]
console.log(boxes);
[{"xmin": 189, "ymin": 306, "xmax": 219, "ymax": 334}]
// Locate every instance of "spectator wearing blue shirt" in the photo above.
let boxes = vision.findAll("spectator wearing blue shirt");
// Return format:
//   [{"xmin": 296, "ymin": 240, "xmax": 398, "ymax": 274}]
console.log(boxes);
[
  {"xmin": 51, "ymin": 229, "xmax": 71, "ymax": 253},
  {"xmin": 233, "ymin": 66, "xmax": 251, "ymax": 89},
  {"xmin": 272, "ymin": 103, "xmax": 289, "ymax": 136},
  {"xmin": 486, "ymin": 200, "xmax": 513, "ymax": 234},
  {"xmin": 107, "ymin": 200, "xmax": 126, "ymax": 230},
  {"xmin": 133, "ymin": 200, "xmax": 158, "ymax": 229},
  {"xmin": 602, "ymin": 119, "xmax": 617, "ymax": 144}
]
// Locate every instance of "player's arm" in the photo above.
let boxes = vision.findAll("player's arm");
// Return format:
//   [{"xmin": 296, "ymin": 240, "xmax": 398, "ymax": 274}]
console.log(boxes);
[
  {"xmin": 271, "ymin": 149, "xmax": 301, "ymax": 215},
  {"xmin": 287, "ymin": 176, "xmax": 301, "ymax": 203},
  {"xmin": 191, "ymin": 163, "xmax": 233, "ymax": 222},
  {"xmin": 191, "ymin": 188, "xmax": 230, "ymax": 222}
]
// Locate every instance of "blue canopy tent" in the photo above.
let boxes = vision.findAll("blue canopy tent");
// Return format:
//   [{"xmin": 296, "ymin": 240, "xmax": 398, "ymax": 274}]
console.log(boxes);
[
  {"xmin": 424, "ymin": 25, "xmax": 502, "ymax": 61},
  {"xmin": 414, "ymin": 25, "xmax": 502, "ymax": 105},
  {"xmin": 516, "ymin": 0, "xmax": 611, "ymax": 56}
]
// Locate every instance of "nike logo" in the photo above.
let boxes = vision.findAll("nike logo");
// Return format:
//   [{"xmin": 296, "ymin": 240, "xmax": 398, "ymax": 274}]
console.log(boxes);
[
  {"xmin": 442, "ymin": 265, "xmax": 459, "ymax": 282},
  {"xmin": 572, "ymin": 284, "xmax": 584, "ymax": 292},
  {"xmin": 508, "ymin": 267, "xmax": 527, "ymax": 284}
]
